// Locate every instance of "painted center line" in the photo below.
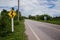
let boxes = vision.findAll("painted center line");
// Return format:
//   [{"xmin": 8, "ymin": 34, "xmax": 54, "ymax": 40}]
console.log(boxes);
[{"xmin": 26, "ymin": 23, "xmax": 41, "ymax": 40}]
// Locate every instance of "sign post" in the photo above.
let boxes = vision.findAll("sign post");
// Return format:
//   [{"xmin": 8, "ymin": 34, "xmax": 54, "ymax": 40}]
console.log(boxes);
[
  {"xmin": 44, "ymin": 16, "xmax": 47, "ymax": 21},
  {"xmin": 8, "ymin": 10, "xmax": 16, "ymax": 32},
  {"xmin": 11, "ymin": 18, "xmax": 14, "ymax": 32}
]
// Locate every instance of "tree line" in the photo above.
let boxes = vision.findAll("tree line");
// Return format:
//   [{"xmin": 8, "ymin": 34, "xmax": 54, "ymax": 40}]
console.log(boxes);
[{"xmin": 28, "ymin": 14, "xmax": 60, "ymax": 21}]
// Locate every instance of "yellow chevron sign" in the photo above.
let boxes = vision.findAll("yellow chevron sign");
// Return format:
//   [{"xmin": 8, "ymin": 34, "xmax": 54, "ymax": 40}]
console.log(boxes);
[{"xmin": 8, "ymin": 10, "xmax": 16, "ymax": 18}]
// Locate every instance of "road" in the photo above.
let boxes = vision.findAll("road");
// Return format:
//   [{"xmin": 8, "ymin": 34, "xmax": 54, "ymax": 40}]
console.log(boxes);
[{"xmin": 25, "ymin": 19, "xmax": 60, "ymax": 40}]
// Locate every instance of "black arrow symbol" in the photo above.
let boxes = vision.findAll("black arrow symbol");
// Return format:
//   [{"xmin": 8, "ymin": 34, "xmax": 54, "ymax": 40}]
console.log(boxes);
[{"xmin": 11, "ymin": 11, "xmax": 14, "ymax": 17}]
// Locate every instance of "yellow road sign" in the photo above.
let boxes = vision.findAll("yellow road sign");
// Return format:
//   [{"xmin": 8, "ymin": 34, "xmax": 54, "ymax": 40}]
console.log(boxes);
[{"xmin": 8, "ymin": 10, "xmax": 16, "ymax": 18}]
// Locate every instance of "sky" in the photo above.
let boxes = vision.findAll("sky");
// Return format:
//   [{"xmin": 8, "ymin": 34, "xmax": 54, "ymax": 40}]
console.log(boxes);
[{"xmin": 0, "ymin": 0, "xmax": 60, "ymax": 17}]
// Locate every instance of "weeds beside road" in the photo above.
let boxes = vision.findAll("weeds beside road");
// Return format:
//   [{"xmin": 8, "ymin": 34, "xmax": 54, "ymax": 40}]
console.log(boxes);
[
  {"xmin": 0, "ymin": 20, "xmax": 27, "ymax": 40},
  {"xmin": 35, "ymin": 20, "xmax": 60, "ymax": 25}
]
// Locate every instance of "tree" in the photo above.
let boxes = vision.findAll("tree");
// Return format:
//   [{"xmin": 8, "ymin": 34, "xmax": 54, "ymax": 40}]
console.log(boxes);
[
  {"xmin": 36, "ymin": 15, "xmax": 40, "ymax": 20},
  {"xmin": 29, "ymin": 15, "xmax": 36, "ymax": 19},
  {"xmin": 0, "ymin": 9, "xmax": 11, "ymax": 37},
  {"xmin": 39, "ymin": 14, "xmax": 52, "ymax": 20},
  {"xmin": 29, "ymin": 15, "xmax": 31, "ymax": 19}
]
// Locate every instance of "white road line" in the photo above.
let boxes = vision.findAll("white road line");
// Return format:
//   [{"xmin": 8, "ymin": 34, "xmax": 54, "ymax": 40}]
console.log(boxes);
[{"xmin": 26, "ymin": 23, "xmax": 41, "ymax": 40}]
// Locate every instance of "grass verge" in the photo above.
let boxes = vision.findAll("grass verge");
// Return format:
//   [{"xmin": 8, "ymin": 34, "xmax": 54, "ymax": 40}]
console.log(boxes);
[
  {"xmin": 0, "ymin": 20, "xmax": 27, "ymax": 40},
  {"xmin": 46, "ymin": 20, "xmax": 60, "ymax": 25},
  {"xmin": 38, "ymin": 20, "xmax": 60, "ymax": 25},
  {"xmin": 33, "ymin": 20, "xmax": 60, "ymax": 25}
]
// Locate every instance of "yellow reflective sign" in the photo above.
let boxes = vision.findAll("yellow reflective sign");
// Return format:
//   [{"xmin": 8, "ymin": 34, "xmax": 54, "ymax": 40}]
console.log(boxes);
[{"xmin": 8, "ymin": 10, "xmax": 16, "ymax": 18}]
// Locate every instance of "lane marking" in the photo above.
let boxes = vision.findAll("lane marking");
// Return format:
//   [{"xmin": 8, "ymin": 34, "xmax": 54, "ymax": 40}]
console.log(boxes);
[{"xmin": 26, "ymin": 23, "xmax": 40, "ymax": 40}]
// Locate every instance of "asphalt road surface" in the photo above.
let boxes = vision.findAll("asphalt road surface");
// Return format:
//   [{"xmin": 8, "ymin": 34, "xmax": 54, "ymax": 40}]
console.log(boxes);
[{"xmin": 25, "ymin": 19, "xmax": 60, "ymax": 40}]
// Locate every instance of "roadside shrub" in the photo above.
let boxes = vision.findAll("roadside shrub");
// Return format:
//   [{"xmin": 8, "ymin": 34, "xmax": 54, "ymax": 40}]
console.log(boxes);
[
  {"xmin": 39, "ymin": 14, "xmax": 52, "ymax": 20},
  {"xmin": 0, "ymin": 9, "xmax": 11, "ymax": 37},
  {"xmin": 14, "ymin": 20, "xmax": 19, "ymax": 26}
]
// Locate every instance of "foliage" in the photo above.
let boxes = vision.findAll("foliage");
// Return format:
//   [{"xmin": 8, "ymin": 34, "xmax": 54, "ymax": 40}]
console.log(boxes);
[
  {"xmin": 29, "ymin": 14, "xmax": 52, "ymax": 20},
  {"xmin": 0, "ymin": 9, "xmax": 11, "ymax": 37},
  {"xmin": 36, "ymin": 15, "xmax": 40, "ymax": 20},
  {"xmin": 29, "ymin": 15, "xmax": 36, "ymax": 20},
  {"xmin": 38, "ymin": 14, "xmax": 52, "ymax": 20},
  {"xmin": 0, "ymin": 8, "xmax": 24, "ymax": 37},
  {"xmin": 52, "ymin": 17, "xmax": 60, "ymax": 21},
  {"xmin": 0, "ymin": 20, "xmax": 27, "ymax": 40},
  {"xmin": 15, "ymin": 10, "xmax": 23, "ymax": 20}
]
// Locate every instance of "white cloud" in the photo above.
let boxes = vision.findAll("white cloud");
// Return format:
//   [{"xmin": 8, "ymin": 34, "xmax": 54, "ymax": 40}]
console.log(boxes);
[
  {"xmin": 20, "ymin": 0, "xmax": 60, "ymax": 17},
  {"xmin": 0, "ymin": 0, "xmax": 60, "ymax": 17},
  {"xmin": 0, "ymin": 0, "xmax": 18, "ymax": 7}
]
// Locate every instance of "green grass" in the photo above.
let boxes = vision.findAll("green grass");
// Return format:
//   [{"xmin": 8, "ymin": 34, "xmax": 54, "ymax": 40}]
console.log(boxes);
[
  {"xmin": 36, "ymin": 20, "xmax": 60, "ymax": 25},
  {"xmin": 46, "ymin": 20, "xmax": 60, "ymax": 25},
  {"xmin": 0, "ymin": 20, "xmax": 27, "ymax": 40},
  {"xmin": 32, "ymin": 19, "xmax": 60, "ymax": 25}
]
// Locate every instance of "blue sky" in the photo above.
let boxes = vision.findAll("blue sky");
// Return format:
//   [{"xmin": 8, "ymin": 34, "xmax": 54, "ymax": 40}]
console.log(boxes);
[{"xmin": 0, "ymin": 0, "xmax": 60, "ymax": 17}]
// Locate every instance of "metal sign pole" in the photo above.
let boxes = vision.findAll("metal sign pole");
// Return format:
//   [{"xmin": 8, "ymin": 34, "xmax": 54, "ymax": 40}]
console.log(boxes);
[{"xmin": 11, "ymin": 18, "xmax": 14, "ymax": 32}]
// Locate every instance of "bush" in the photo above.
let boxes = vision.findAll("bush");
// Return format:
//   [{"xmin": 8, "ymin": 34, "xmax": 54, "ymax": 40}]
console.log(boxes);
[
  {"xmin": 0, "ymin": 9, "xmax": 23, "ymax": 37},
  {"xmin": 14, "ymin": 20, "xmax": 19, "ymax": 26},
  {"xmin": 37, "ymin": 14, "xmax": 52, "ymax": 20},
  {"xmin": 0, "ymin": 9, "xmax": 11, "ymax": 37}
]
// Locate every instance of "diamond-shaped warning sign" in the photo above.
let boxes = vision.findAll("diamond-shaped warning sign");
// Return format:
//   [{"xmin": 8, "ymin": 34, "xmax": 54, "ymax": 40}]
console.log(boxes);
[{"xmin": 8, "ymin": 10, "xmax": 16, "ymax": 18}]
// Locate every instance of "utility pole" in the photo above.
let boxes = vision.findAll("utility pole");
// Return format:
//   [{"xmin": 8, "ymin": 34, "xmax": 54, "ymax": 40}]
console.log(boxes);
[{"xmin": 18, "ymin": 0, "xmax": 20, "ymax": 22}]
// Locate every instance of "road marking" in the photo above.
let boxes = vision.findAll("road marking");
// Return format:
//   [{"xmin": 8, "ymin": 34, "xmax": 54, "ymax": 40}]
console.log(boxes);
[{"xmin": 26, "ymin": 23, "xmax": 40, "ymax": 40}]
